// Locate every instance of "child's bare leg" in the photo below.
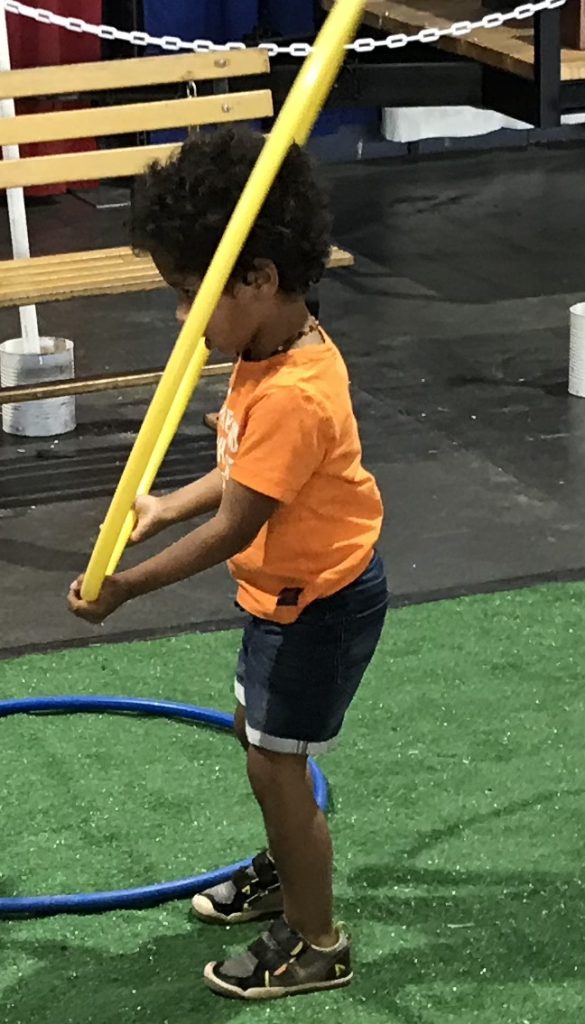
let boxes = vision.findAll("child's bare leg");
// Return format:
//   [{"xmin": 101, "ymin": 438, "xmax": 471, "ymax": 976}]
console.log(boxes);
[
  {"xmin": 247, "ymin": 744, "xmax": 337, "ymax": 948},
  {"xmin": 235, "ymin": 702, "xmax": 312, "ymax": 785}
]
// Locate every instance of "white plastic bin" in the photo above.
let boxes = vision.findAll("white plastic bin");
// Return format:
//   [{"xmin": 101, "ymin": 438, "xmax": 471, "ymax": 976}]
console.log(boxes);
[
  {"xmin": 569, "ymin": 303, "xmax": 585, "ymax": 398},
  {"xmin": 0, "ymin": 336, "xmax": 76, "ymax": 436}
]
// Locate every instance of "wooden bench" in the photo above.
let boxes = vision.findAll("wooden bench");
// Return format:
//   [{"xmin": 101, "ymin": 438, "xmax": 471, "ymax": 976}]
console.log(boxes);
[
  {"xmin": 328, "ymin": 0, "xmax": 585, "ymax": 81},
  {"xmin": 0, "ymin": 242, "xmax": 354, "ymax": 309},
  {"xmin": 0, "ymin": 48, "xmax": 353, "ymax": 311}
]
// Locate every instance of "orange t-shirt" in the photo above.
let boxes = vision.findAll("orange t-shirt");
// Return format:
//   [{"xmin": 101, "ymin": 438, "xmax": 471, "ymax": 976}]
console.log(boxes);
[{"xmin": 216, "ymin": 334, "xmax": 383, "ymax": 623}]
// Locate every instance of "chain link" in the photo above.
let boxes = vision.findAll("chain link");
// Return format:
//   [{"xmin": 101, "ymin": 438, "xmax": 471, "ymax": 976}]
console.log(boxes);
[
  {"xmin": 1, "ymin": 0, "xmax": 567, "ymax": 57},
  {"xmin": 482, "ymin": 13, "xmax": 506, "ymax": 28}
]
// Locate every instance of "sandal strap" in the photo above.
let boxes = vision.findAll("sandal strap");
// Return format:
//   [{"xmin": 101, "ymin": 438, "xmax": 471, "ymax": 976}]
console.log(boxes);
[
  {"xmin": 232, "ymin": 851, "xmax": 278, "ymax": 898},
  {"xmin": 251, "ymin": 851, "xmax": 279, "ymax": 888},
  {"xmin": 232, "ymin": 866, "xmax": 255, "ymax": 892},
  {"xmin": 249, "ymin": 919, "xmax": 307, "ymax": 973}
]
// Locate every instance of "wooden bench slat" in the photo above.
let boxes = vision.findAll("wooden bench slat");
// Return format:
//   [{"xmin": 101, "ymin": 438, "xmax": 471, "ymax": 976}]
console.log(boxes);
[
  {"xmin": 0, "ymin": 49, "xmax": 270, "ymax": 101},
  {"xmin": 0, "ymin": 246, "xmax": 355, "ymax": 308},
  {"xmin": 0, "ymin": 84, "xmax": 273, "ymax": 189},
  {"xmin": 0, "ymin": 91, "xmax": 274, "ymax": 148},
  {"xmin": 25, "ymin": 246, "xmax": 149, "ymax": 264},
  {"xmin": 7, "ymin": 265, "xmax": 157, "ymax": 286},
  {"xmin": 0, "ymin": 143, "xmax": 179, "ymax": 190},
  {"xmin": 0, "ymin": 245, "xmax": 355, "ymax": 273}
]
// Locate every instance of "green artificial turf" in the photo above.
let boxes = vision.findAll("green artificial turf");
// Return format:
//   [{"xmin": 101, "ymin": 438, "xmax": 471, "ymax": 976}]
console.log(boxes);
[{"xmin": 2, "ymin": 583, "xmax": 585, "ymax": 1023}]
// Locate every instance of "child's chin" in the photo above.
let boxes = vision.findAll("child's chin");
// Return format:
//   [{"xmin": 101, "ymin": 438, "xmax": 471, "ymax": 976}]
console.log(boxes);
[{"xmin": 213, "ymin": 341, "xmax": 237, "ymax": 358}]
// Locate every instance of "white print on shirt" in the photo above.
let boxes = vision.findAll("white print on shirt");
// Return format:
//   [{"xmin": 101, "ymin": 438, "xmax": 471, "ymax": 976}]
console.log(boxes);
[{"xmin": 217, "ymin": 393, "xmax": 240, "ymax": 483}]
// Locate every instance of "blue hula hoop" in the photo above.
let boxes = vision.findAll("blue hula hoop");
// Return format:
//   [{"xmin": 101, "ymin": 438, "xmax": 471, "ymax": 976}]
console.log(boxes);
[{"xmin": 0, "ymin": 695, "xmax": 329, "ymax": 919}]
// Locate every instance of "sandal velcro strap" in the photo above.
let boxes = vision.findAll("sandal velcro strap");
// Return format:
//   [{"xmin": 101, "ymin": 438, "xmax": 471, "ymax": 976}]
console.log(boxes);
[
  {"xmin": 269, "ymin": 917, "xmax": 306, "ymax": 956},
  {"xmin": 249, "ymin": 932, "xmax": 289, "ymax": 974},
  {"xmin": 232, "ymin": 866, "xmax": 256, "ymax": 892},
  {"xmin": 251, "ymin": 851, "xmax": 279, "ymax": 889},
  {"xmin": 249, "ymin": 919, "xmax": 307, "ymax": 970}
]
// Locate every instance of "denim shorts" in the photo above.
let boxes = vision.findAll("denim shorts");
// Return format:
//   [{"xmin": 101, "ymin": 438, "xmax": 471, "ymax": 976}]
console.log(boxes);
[{"xmin": 235, "ymin": 551, "xmax": 388, "ymax": 755}]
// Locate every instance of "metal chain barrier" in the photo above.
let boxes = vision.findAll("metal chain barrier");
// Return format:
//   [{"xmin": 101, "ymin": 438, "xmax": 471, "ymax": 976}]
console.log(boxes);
[{"xmin": 1, "ymin": 0, "xmax": 567, "ymax": 58}]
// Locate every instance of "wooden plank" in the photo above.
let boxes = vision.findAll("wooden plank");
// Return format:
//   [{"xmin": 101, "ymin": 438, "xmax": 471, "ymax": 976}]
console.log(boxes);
[
  {"xmin": 0, "ymin": 86, "xmax": 273, "ymax": 189},
  {"xmin": 0, "ymin": 245, "xmax": 354, "ymax": 277},
  {"xmin": 8, "ymin": 265, "xmax": 155, "ymax": 287},
  {"xmin": 561, "ymin": 47, "xmax": 585, "ymax": 78},
  {"xmin": 333, "ymin": 0, "xmax": 585, "ymax": 81},
  {"xmin": 23, "ymin": 246, "xmax": 149, "ymax": 264},
  {"xmin": 327, "ymin": 245, "xmax": 355, "ymax": 269},
  {"xmin": 0, "ymin": 246, "xmax": 354, "ymax": 308},
  {"xmin": 0, "ymin": 275, "xmax": 164, "ymax": 306},
  {"xmin": 0, "ymin": 49, "xmax": 270, "ymax": 101},
  {"xmin": 0, "ymin": 143, "xmax": 179, "ymax": 190},
  {"xmin": 0, "ymin": 90, "xmax": 274, "ymax": 147},
  {"xmin": 0, "ymin": 363, "xmax": 234, "ymax": 405},
  {"xmin": 342, "ymin": 0, "xmax": 535, "ymax": 78}
]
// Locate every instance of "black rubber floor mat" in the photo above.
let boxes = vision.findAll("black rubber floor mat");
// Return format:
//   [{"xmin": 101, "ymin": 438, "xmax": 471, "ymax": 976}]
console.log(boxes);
[{"xmin": 0, "ymin": 435, "xmax": 216, "ymax": 510}]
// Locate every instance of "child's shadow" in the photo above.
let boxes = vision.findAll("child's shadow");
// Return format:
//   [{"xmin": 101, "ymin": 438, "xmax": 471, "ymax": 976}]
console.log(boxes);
[
  {"xmin": 335, "ymin": 788, "xmax": 585, "ymax": 1020},
  {"xmin": 2, "ymin": 927, "xmax": 244, "ymax": 1024}
]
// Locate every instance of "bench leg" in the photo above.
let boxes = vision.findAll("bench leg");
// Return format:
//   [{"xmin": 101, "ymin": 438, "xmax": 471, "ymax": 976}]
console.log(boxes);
[{"xmin": 534, "ymin": 10, "xmax": 562, "ymax": 128}]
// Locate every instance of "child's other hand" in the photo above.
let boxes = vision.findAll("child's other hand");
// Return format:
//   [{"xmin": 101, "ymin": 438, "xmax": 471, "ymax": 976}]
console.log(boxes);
[
  {"xmin": 131, "ymin": 495, "xmax": 168, "ymax": 544},
  {"xmin": 68, "ymin": 575, "xmax": 129, "ymax": 625}
]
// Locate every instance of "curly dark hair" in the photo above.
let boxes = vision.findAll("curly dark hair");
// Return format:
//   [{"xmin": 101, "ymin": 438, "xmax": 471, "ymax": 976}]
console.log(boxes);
[{"xmin": 130, "ymin": 127, "xmax": 333, "ymax": 295}]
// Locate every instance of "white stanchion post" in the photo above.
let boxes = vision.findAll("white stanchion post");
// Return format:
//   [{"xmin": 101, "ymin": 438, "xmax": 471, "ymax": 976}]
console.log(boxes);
[{"xmin": 0, "ymin": 0, "xmax": 40, "ymax": 353}]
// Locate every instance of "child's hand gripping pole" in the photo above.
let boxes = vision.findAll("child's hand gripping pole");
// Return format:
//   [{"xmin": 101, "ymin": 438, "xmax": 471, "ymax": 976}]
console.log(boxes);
[{"xmin": 81, "ymin": 0, "xmax": 367, "ymax": 603}]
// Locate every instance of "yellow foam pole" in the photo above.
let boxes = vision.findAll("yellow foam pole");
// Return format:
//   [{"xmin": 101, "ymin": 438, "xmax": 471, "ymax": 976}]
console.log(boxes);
[
  {"xmin": 81, "ymin": 0, "xmax": 366, "ymax": 602},
  {"xmin": 104, "ymin": 339, "xmax": 209, "ymax": 578}
]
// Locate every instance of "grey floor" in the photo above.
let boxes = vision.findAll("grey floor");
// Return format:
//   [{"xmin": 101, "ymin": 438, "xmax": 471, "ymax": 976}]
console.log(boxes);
[{"xmin": 2, "ymin": 143, "xmax": 585, "ymax": 656}]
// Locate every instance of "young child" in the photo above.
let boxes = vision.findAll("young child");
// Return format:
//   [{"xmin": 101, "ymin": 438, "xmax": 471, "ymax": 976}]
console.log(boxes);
[{"xmin": 69, "ymin": 127, "xmax": 387, "ymax": 1001}]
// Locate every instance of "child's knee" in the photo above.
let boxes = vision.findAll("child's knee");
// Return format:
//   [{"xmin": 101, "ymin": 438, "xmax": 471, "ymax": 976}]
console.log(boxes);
[{"xmin": 246, "ymin": 745, "xmax": 306, "ymax": 806}]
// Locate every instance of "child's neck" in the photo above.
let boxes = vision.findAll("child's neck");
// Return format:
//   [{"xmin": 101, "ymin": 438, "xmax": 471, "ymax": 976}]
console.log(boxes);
[{"xmin": 245, "ymin": 300, "xmax": 318, "ymax": 361}]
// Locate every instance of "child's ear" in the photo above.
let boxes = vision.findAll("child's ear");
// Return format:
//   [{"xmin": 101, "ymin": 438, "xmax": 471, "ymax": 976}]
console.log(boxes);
[{"xmin": 249, "ymin": 259, "xmax": 279, "ymax": 295}]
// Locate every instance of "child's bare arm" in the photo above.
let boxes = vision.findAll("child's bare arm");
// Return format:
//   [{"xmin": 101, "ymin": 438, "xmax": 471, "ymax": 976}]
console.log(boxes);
[
  {"xmin": 124, "ymin": 479, "xmax": 276, "ymax": 598},
  {"xmin": 131, "ymin": 469, "xmax": 224, "ymax": 543},
  {"xmin": 68, "ymin": 478, "xmax": 277, "ymax": 623},
  {"xmin": 159, "ymin": 469, "xmax": 223, "ymax": 522}
]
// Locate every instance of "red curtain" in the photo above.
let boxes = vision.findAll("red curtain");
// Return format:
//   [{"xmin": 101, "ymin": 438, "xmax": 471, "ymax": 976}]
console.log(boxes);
[{"xmin": 6, "ymin": 0, "xmax": 103, "ymax": 195}]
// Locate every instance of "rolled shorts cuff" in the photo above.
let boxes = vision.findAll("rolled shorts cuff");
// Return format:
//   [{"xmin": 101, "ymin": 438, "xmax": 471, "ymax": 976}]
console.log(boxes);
[
  {"xmin": 235, "ymin": 679, "xmax": 246, "ymax": 706},
  {"xmin": 234, "ymin": 680, "xmax": 338, "ymax": 755},
  {"xmin": 245, "ymin": 724, "xmax": 340, "ymax": 757}
]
